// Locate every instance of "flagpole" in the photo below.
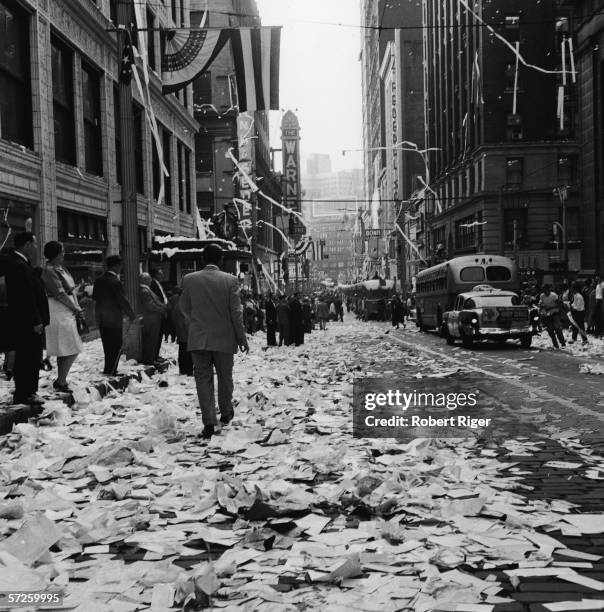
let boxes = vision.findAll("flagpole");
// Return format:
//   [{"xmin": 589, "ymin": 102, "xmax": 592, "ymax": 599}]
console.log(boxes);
[{"xmin": 118, "ymin": 0, "xmax": 142, "ymax": 359}]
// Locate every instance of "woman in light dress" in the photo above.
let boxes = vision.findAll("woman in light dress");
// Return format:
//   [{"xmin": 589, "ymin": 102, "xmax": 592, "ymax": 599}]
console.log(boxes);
[{"xmin": 41, "ymin": 241, "xmax": 83, "ymax": 392}]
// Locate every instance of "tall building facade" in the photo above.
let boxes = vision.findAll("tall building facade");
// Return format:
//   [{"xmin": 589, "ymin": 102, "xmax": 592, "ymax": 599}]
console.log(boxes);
[
  {"xmin": 191, "ymin": 0, "xmax": 282, "ymax": 289},
  {"xmin": 0, "ymin": 0, "xmax": 197, "ymax": 277},
  {"xmin": 360, "ymin": 0, "xmax": 425, "ymax": 287},
  {"xmin": 563, "ymin": 0, "xmax": 604, "ymax": 272},
  {"xmin": 422, "ymin": 0, "xmax": 580, "ymax": 280}
]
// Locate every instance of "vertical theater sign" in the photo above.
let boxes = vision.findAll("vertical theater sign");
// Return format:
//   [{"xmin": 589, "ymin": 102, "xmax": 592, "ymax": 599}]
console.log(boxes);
[{"xmin": 281, "ymin": 111, "xmax": 301, "ymax": 225}]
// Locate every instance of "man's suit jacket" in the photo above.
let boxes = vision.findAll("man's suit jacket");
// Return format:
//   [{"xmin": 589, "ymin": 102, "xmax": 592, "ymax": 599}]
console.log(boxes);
[
  {"xmin": 93, "ymin": 272, "xmax": 135, "ymax": 329},
  {"xmin": 150, "ymin": 279, "xmax": 168, "ymax": 305},
  {"xmin": 276, "ymin": 303, "xmax": 290, "ymax": 326},
  {"xmin": 4, "ymin": 253, "xmax": 49, "ymax": 344},
  {"xmin": 140, "ymin": 284, "xmax": 166, "ymax": 321},
  {"xmin": 179, "ymin": 265, "xmax": 246, "ymax": 354}
]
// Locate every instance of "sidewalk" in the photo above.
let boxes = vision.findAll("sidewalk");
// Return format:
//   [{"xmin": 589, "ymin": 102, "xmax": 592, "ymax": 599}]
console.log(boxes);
[{"xmin": 0, "ymin": 321, "xmax": 603, "ymax": 611}]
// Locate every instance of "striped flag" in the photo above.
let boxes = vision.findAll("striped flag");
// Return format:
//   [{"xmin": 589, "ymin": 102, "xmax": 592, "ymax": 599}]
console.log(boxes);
[
  {"xmin": 231, "ymin": 27, "xmax": 281, "ymax": 112},
  {"xmin": 161, "ymin": 27, "xmax": 230, "ymax": 94}
]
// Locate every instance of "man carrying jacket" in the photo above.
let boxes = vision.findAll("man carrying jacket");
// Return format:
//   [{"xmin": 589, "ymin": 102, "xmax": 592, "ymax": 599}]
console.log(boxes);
[
  {"xmin": 180, "ymin": 244, "xmax": 249, "ymax": 439},
  {"xmin": 92, "ymin": 255, "xmax": 135, "ymax": 376}
]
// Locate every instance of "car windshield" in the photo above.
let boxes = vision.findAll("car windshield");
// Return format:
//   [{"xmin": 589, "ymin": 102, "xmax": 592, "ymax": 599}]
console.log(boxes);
[{"xmin": 471, "ymin": 295, "xmax": 521, "ymax": 307}]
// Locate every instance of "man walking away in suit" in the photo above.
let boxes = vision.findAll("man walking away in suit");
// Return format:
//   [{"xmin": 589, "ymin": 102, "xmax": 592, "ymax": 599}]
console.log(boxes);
[
  {"xmin": 180, "ymin": 244, "xmax": 249, "ymax": 439},
  {"xmin": 93, "ymin": 255, "xmax": 135, "ymax": 376},
  {"xmin": 139, "ymin": 273, "xmax": 168, "ymax": 365},
  {"xmin": 5, "ymin": 232, "xmax": 49, "ymax": 405},
  {"xmin": 150, "ymin": 268, "xmax": 169, "ymax": 358},
  {"xmin": 265, "ymin": 294, "xmax": 277, "ymax": 346}
]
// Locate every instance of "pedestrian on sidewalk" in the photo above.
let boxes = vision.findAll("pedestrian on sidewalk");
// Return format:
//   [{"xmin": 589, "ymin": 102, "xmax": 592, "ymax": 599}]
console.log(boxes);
[
  {"xmin": 92, "ymin": 255, "xmax": 135, "ymax": 376},
  {"xmin": 4, "ymin": 232, "xmax": 49, "ymax": 405},
  {"xmin": 149, "ymin": 268, "xmax": 169, "ymax": 358},
  {"xmin": 390, "ymin": 294, "xmax": 405, "ymax": 330},
  {"xmin": 289, "ymin": 292, "xmax": 304, "ymax": 346},
  {"xmin": 169, "ymin": 286, "xmax": 193, "ymax": 375},
  {"xmin": 276, "ymin": 295, "xmax": 290, "ymax": 346},
  {"xmin": 302, "ymin": 297, "xmax": 313, "ymax": 334},
  {"xmin": 139, "ymin": 273, "xmax": 168, "ymax": 366},
  {"xmin": 265, "ymin": 294, "xmax": 277, "ymax": 346},
  {"xmin": 538, "ymin": 284, "xmax": 566, "ymax": 349},
  {"xmin": 568, "ymin": 281, "xmax": 588, "ymax": 345},
  {"xmin": 40, "ymin": 241, "xmax": 83, "ymax": 393},
  {"xmin": 180, "ymin": 244, "xmax": 249, "ymax": 440},
  {"xmin": 317, "ymin": 296, "xmax": 329, "ymax": 331},
  {"xmin": 594, "ymin": 275, "xmax": 604, "ymax": 338}
]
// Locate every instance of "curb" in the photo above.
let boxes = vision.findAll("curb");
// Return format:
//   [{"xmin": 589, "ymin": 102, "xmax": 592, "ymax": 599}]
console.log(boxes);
[{"xmin": 0, "ymin": 361, "xmax": 172, "ymax": 436}]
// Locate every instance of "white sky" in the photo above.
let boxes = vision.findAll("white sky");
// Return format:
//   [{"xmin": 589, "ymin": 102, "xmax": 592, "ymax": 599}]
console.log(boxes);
[{"xmin": 255, "ymin": 0, "xmax": 363, "ymax": 173}]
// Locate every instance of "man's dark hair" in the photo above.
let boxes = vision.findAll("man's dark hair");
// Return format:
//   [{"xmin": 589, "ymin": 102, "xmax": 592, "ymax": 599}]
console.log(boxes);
[
  {"xmin": 150, "ymin": 267, "xmax": 162, "ymax": 278},
  {"xmin": 203, "ymin": 244, "xmax": 223, "ymax": 265},
  {"xmin": 106, "ymin": 255, "xmax": 123, "ymax": 268},
  {"xmin": 43, "ymin": 240, "xmax": 63, "ymax": 261},
  {"xmin": 14, "ymin": 232, "xmax": 35, "ymax": 249}
]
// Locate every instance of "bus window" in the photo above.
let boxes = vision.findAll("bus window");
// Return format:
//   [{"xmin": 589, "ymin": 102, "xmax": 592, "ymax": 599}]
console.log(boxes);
[
  {"xmin": 486, "ymin": 266, "xmax": 512, "ymax": 282},
  {"xmin": 460, "ymin": 267, "xmax": 485, "ymax": 282},
  {"xmin": 464, "ymin": 298, "xmax": 477, "ymax": 309}
]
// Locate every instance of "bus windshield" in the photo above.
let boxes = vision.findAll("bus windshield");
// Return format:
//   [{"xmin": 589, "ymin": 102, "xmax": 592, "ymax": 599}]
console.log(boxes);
[{"xmin": 486, "ymin": 266, "xmax": 512, "ymax": 282}]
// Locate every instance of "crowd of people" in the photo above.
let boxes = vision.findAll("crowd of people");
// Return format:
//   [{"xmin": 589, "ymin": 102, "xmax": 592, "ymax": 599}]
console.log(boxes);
[{"xmin": 522, "ymin": 276, "xmax": 604, "ymax": 349}]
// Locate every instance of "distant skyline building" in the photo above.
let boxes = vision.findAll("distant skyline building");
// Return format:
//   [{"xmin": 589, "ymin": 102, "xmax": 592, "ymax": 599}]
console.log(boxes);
[{"xmin": 306, "ymin": 153, "xmax": 332, "ymax": 176}]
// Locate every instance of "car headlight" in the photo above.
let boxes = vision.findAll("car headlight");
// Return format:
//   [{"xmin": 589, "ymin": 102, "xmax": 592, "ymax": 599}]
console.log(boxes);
[
  {"xmin": 471, "ymin": 318, "xmax": 478, "ymax": 324},
  {"xmin": 532, "ymin": 315, "xmax": 539, "ymax": 322}
]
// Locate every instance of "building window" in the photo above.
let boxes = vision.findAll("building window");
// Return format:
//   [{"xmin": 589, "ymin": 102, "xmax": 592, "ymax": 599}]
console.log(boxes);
[
  {"xmin": 503, "ymin": 208, "xmax": 528, "ymax": 247},
  {"xmin": 195, "ymin": 134, "xmax": 214, "ymax": 173},
  {"xmin": 51, "ymin": 35, "xmax": 76, "ymax": 165},
  {"xmin": 146, "ymin": 9, "xmax": 156, "ymax": 71},
  {"xmin": 504, "ymin": 15, "xmax": 520, "ymax": 43},
  {"xmin": 455, "ymin": 215, "xmax": 480, "ymax": 250},
  {"xmin": 171, "ymin": 0, "xmax": 177, "ymax": 23},
  {"xmin": 82, "ymin": 61, "xmax": 102, "ymax": 176},
  {"xmin": 177, "ymin": 141, "xmax": 184, "ymax": 211},
  {"xmin": 57, "ymin": 208, "xmax": 107, "ymax": 245},
  {"xmin": 109, "ymin": 0, "xmax": 117, "ymax": 23},
  {"xmin": 506, "ymin": 158, "xmax": 523, "ymax": 188},
  {"xmin": 197, "ymin": 191, "xmax": 214, "ymax": 219},
  {"xmin": 185, "ymin": 148, "xmax": 191, "ymax": 213},
  {"xmin": 193, "ymin": 71, "xmax": 212, "ymax": 108},
  {"xmin": 0, "ymin": 0, "xmax": 31, "ymax": 148},
  {"xmin": 557, "ymin": 156, "xmax": 575, "ymax": 186}
]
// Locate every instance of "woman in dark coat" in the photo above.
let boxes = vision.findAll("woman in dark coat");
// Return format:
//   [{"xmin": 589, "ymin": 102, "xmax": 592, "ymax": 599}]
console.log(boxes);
[{"xmin": 302, "ymin": 298, "xmax": 313, "ymax": 334}]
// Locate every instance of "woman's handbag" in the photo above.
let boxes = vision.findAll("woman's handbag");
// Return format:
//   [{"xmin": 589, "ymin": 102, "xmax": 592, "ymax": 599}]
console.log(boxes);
[{"xmin": 76, "ymin": 312, "xmax": 89, "ymax": 336}]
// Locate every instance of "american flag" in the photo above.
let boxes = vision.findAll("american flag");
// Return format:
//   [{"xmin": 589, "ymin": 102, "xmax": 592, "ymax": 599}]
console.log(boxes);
[{"xmin": 119, "ymin": 31, "xmax": 135, "ymax": 85}]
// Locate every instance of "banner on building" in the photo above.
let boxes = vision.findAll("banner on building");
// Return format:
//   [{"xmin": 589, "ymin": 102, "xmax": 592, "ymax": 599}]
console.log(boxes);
[
  {"xmin": 231, "ymin": 27, "xmax": 281, "ymax": 112},
  {"xmin": 161, "ymin": 27, "xmax": 231, "ymax": 94}
]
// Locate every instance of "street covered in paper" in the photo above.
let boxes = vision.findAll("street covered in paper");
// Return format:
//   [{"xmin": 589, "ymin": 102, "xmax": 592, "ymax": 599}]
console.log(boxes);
[{"xmin": 1, "ymin": 320, "xmax": 604, "ymax": 611}]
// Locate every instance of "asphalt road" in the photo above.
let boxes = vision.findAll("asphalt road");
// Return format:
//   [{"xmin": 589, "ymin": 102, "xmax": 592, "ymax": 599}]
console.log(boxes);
[{"xmin": 374, "ymin": 322, "xmax": 604, "ymax": 435}]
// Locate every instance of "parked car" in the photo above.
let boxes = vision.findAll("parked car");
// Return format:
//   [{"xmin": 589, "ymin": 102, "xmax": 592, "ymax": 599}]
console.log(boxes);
[{"xmin": 441, "ymin": 285, "xmax": 539, "ymax": 349}]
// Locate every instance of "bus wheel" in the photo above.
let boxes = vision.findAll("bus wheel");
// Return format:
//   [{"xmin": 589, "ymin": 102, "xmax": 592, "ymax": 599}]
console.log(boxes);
[
  {"xmin": 520, "ymin": 334, "xmax": 532, "ymax": 349},
  {"xmin": 461, "ymin": 330, "xmax": 473, "ymax": 349}
]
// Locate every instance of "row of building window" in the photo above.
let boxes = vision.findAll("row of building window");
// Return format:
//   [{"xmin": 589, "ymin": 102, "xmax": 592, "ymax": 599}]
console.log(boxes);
[{"xmin": 0, "ymin": 0, "xmax": 192, "ymax": 213}]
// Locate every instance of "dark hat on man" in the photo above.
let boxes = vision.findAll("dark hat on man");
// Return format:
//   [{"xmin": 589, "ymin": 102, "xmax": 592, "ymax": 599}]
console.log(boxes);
[{"xmin": 106, "ymin": 255, "xmax": 123, "ymax": 268}]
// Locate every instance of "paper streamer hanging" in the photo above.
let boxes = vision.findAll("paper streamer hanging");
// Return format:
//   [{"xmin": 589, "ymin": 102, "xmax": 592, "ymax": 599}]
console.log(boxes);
[
  {"xmin": 395, "ymin": 223, "xmax": 427, "ymax": 264},
  {"xmin": 557, "ymin": 86, "xmax": 565, "ymax": 131},
  {"xmin": 257, "ymin": 257, "xmax": 278, "ymax": 291},
  {"xmin": 0, "ymin": 207, "xmax": 11, "ymax": 251},
  {"xmin": 459, "ymin": 221, "xmax": 487, "ymax": 228},
  {"xmin": 417, "ymin": 176, "xmax": 442, "ymax": 214},
  {"xmin": 460, "ymin": 0, "xmax": 565, "ymax": 76},
  {"xmin": 512, "ymin": 41, "xmax": 520, "ymax": 115},
  {"xmin": 257, "ymin": 220, "xmax": 294, "ymax": 250},
  {"xmin": 567, "ymin": 37, "xmax": 576, "ymax": 84}
]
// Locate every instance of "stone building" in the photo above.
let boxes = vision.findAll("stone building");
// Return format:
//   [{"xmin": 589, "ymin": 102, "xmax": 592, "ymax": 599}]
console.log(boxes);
[{"xmin": 0, "ymin": 0, "xmax": 197, "ymax": 277}]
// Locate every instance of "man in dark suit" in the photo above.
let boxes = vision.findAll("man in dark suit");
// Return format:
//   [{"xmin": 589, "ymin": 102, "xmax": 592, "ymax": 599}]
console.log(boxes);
[
  {"xmin": 180, "ymin": 244, "xmax": 249, "ymax": 439},
  {"xmin": 150, "ymin": 267, "xmax": 169, "ymax": 360},
  {"xmin": 92, "ymin": 255, "xmax": 135, "ymax": 376},
  {"xmin": 289, "ymin": 293, "xmax": 304, "ymax": 346},
  {"xmin": 265, "ymin": 294, "xmax": 277, "ymax": 346},
  {"xmin": 4, "ymin": 232, "xmax": 49, "ymax": 405}
]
